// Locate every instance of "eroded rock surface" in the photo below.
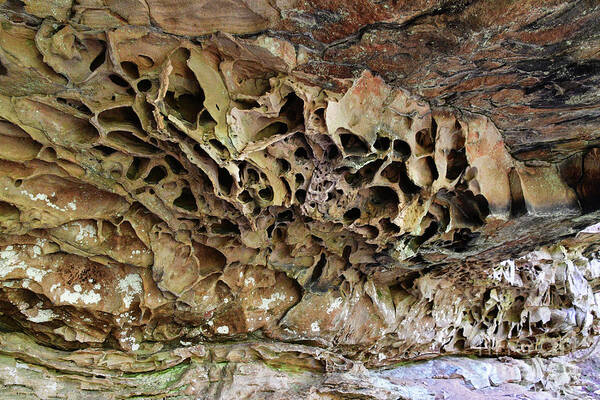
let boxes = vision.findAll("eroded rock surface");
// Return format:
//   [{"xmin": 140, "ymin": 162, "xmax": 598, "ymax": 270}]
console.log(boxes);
[{"xmin": 0, "ymin": 0, "xmax": 599, "ymax": 398}]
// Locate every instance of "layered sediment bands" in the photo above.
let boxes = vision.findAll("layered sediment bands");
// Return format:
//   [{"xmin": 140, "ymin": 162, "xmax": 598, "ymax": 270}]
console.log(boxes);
[{"xmin": 0, "ymin": 0, "xmax": 599, "ymax": 398}]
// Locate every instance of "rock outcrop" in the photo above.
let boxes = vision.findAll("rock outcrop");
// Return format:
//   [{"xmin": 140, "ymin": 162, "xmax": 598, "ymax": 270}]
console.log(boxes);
[{"xmin": 0, "ymin": 0, "xmax": 599, "ymax": 398}]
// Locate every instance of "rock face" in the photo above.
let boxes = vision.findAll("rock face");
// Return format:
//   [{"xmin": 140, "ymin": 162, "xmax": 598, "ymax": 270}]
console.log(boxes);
[{"xmin": 0, "ymin": 0, "xmax": 599, "ymax": 398}]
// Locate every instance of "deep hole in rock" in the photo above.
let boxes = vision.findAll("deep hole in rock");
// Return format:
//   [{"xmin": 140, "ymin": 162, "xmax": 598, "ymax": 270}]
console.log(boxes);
[
  {"xmin": 446, "ymin": 149, "xmax": 467, "ymax": 180},
  {"xmin": 126, "ymin": 157, "xmax": 148, "ymax": 180},
  {"xmin": 578, "ymin": 148, "xmax": 600, "ymax": 212},
  {"xmin": 106, "ymin": 131, "xmax": 160, "ymax": 155},
  {"xmin": 508, "ymin": 168, "xmax": 527, "ymax": 217},
  {"xmin": 451, "ymin": 228, "xmax": 480, "ymax": 252},
  {"xmin": 393, "ymin": 139, "xmax": 411, "ymax": 159},
  {"xmin": 415, "ymin": 129, "xmax": 434, "ymax": 153},
  {"xmin": 380, "ymin": 217, "xmax": 401, "ymax": 233},
  {"xmin": 109, "ymin": 74, "xmax": 130, "ymax": 87},
  {"xmin": 340, "ymin": 132, "xmax": 369, "ymax": 155},
  {"xmin": 342, "ymin": 245, "xmax": 352, "ymax": 260},
  {"xmin": 295, "ymin": 189, "xmax": 306, "ymax": 203},
  {"xmin": 277, "ymin": 210, "xmax": 293, "ymax": 221},
  {"xmin": 415, "ymin": 220, "xmax": 439, "ymax": 246},
  {"xmin": 238, "ymin": 190, "xmax": 252, "ymax": 203},
  {"xmin": 281, "ymin": 177, "xmax": 292, "ymax": 198},
  {"xmin": 277, "ymin": 158, "xmax": 291, "ymax": 174},
  {"xmin": 294, "ymin": 147, "xmax": 309, "ymax": 161},
  {"xmin": 327, "ymin": 145, "xmax": 339, "ymax": 159},
  {"xmin": 374, "ymin": 136, "xmax": 391, "ymax": 151},
  {"xmin": 165, "ymin": 155, "xmax": 186, "ymax": 174},
  {"xmin": 120, "ymin": 61, "xmax": 140, "ymax": 79},
  {"xmin": 344, "ymin": 171, "xmax": 362, "ymax": 187},
  {"xmin": 246, "ymin": 168, "xmax": 259, "ymax": 184},
  {"xmin": 425, "ymin": 156, "xmax": 439, "ymax": 181},
  {"xmin": 474, "ymin": 194, "xmax": 490, "ymax": 219},
  {"xmin": 174, "ymin": 187, "xmax": 198, "ymax": 212},
  {"xmin": 218, "ymin": 167, "xmax": 233, "ymax": 195},
  {"xmin": 358, "ymin": 159, "xmax": 384, "ymax": 184},
  {"xmin": 368, "ymin": 186, "xmax": 399, "ymax": 211},
  {"xmin": 212, "ymin": 219, "xmax": 240, "ymax": 235},
  {"xmin": 57, "ymin": 98, "xmax": 92, "ymax": 115},
  {"xmin": 431, "ymin": 118, "xmax": 438, "ymax": 141},
  {"xmin": 343, "ymin": 207, "xmax": 361, "ymax": 223},
  {"xmin": 209, "ymin": 139, "xmax": 229, "ymax": 156},
  {"xmin": 256, "ymin": 122, "xmax": 288, "ymax": 140},
  {"xmin": 93, "ymin": 145, "xmax": 116, "ymax": 156},
  {"xmin": 393, "ymin": 163, "xmax": 420, "ymax": 194},
  {"xmin": 381, "ymin": 161, "xmax": 403, "ymax": 183},
  {"xmin": 144, "ymin": 165, "xmax": 167, "ymax": 184},
  {"xmin": 308, "ymin": 253, "xmax": 326, "ymax": 288},
  {"xmin": 0, "ymin": 200, "xmax": 19, "ymax": 220},
  {"xmin": 89, "ymin": 45, "xmax": 106, "ymax": 71},
  {"xmin": 98, "ymin": 107, "xmax": 143, "ymax": 131},
  {"xmin": 314, "ymin": 108, "xmax": 325, "ymax": 121},
  {"xmin": 137, "ymin": 79, "xmax": 152, "ymax": 92},
  {"xmin": 258, "ymin": 186, "xmax": 274, "ymax": 201},
  {"xmin": 363, "ymin": 225, "xmax": 379, "ymax": 239},
  {"xmin": 266, "ymin": 223, "xmax": 276, "ymax": 238},
  {"xmin": 280, "ymin": 92, "xmax": 304, "ymax": 125},
  {"xmin": 165, "ymin": 91, "xmax": 205, "ymax": 124},
  {"xmin": 559, "ymin": 153, "xmax": 583, "ymax": 188}
]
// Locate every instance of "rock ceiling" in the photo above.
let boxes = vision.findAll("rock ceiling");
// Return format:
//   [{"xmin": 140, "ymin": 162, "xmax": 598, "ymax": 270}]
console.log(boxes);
[{"xmin": 0, "ymin": 0, "xmax": 599, "ymax": 398}]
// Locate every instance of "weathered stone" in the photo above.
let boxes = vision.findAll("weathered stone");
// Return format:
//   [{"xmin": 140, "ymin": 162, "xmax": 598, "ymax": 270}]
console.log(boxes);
[{"xmin": 0, "ymin": 0, "xmax": 599, "ymax": 398}]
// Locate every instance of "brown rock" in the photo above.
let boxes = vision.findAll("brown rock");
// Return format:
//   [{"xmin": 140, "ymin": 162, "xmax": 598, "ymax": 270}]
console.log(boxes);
[{"xmin": 0, "ymin": 0, "xmax": 599, "ymax": 398}]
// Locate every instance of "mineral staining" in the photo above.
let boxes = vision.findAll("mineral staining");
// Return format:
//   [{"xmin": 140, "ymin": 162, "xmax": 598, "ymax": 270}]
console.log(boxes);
[{"xmin": 0, "ymin": 1, "xmax": 599, "ymax": 398}]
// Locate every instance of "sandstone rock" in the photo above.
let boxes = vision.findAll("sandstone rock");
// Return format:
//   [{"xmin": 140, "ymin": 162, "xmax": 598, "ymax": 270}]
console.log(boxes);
[{"xmin": 0, "ymin": 0, "xmax": 599, "ymax": 398}]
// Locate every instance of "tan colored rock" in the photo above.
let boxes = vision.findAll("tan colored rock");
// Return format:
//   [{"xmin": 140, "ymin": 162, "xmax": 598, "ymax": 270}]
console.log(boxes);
[{"xmin": 0, "ymin": 1, "xmax": 599, "ymax": 398}]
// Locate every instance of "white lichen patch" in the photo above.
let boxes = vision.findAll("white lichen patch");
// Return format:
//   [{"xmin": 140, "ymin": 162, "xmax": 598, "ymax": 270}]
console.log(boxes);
[
  {"xmin": 59, "ymin": 288, "xmax": 101, "ymax": 305},
  {"xmin": 217, "ymin": 325, "xmax": 229, "ymax": 334},
  {"xmin": 1, "ymin": 245, "xmax": 47, "ymax": 283},
  {"xmin": 1, "ymin": 246, "xmax": 28, "ymax": 277},
  {"xmin": 121, "ymin": 335, "xmax": 140, "ymax": 351},
  {"xmin": 73, "ymin": 221, "xmax": 96, "ymax": 242},
  {"xmin": 327, "ymin": 297, "xmax": 343, "ymax": 314},
  {"xmin": 20, "ymin": 190, "xmax": 68, "ymax": 212},
  {"xmin": 257, "ymin": 291, "xmax": 287, "ymax": 311},
  {"xmin": 27, "ymin": 308, "xmax": 57, "ymax": 323},
  {"xmin": 311, "ymin": 321, "xmax": 320, "ymax": 332},
  {"xmin": 31, "ymin": 245, "xmax": 42, "ymax": 258},
  {"xmin": 117, "ymin": 273, "xmax": 142, "ymax": 308}
]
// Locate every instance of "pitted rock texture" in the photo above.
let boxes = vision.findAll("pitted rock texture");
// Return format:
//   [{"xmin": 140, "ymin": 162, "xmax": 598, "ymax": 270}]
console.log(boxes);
[{"xmin": 0, "ymin": 0, "xmax": 599, "ymax": 398}]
